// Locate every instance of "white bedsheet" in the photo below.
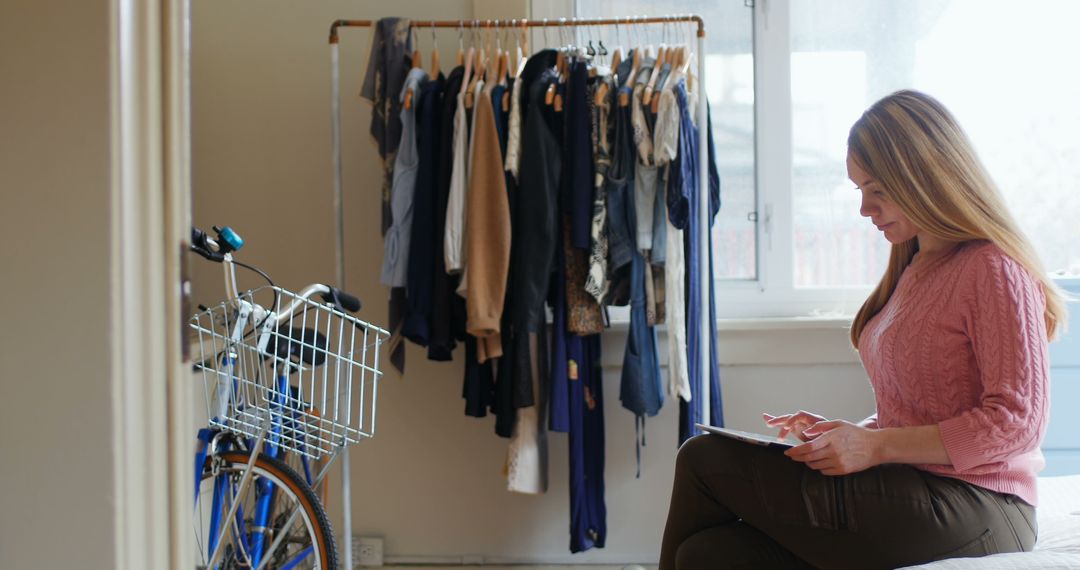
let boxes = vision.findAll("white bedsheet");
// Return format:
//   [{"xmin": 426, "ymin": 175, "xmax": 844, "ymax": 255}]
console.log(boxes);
[{"xmin": 902, "ymin": 475, "xmax": 1080, "ymax": 569}]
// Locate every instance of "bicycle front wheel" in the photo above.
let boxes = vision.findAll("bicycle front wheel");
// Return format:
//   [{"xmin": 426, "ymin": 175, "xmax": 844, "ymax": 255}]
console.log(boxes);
[{"xmin": 194, "ymin": 450, "xmax": 338, "ymax": 569}]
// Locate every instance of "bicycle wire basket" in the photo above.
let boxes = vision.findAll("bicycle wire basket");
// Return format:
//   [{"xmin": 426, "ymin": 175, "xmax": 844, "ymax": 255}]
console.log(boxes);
[{"xmin": 190, "ymin": 285, "xmax": 389, "ymax": 460}]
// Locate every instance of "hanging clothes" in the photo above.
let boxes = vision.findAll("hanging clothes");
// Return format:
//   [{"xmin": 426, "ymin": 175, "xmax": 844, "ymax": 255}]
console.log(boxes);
[
  {"xmin": 380, "ymin": 67, "xmax": 427, "ymax": 288},
  {"xmin": 454, "ymin": 67, "xmax": 499, "ymax": 420},
  {"xmin": 462, "ymin": 334, "xmax": 495, "ymax": 418},
  {"xmin": 566, "ymin": 59, "xmax": 596, "ymax": 251},
  {"xmin": 351, "ymin": 22, "xmax": 723, "ymax": 556},
  {"xmin": 630, "ymin": 57, "xmax": 666, "ymax": 327},
  {"xmin": 453, "ymin": 73, "xmax": 486, "ymax": 301},
  {"xmin": 546, "ymin": 211, "xmax": 606, "ymax": 553},
  {"xmin": 604, "ymin": 53, "xmax": 637, "ymax": 307},
  {"xmin": 403, "ymin": 73, "xmax": 445, "ymax": 346},
  {"xmin": 505, "ymin": 325, "xmax": 550, "ymax": 494},
  {"xmin": 428, "ymin": 65, "xmax": 467, "ymax": 361},
  {"xmin": 668, "ymin": 78, "xmax": 723, "ymax": 444},
  {"xmin": 491, "ymin": 77, "xmax": 521, "ymax": 440},
  {"xmin": 568, "ymin": 330, "xmax": 606, "ymax": 554},
  {"xmin": 564, "ymin": 58, "xmax": 605, "ymax": 336},
  {"xmin": 379, "ymin": 68, "xmax": 427, "ymax": 375},
  {"xmin": 504, "ymin": 52, "xmax": 550, "ymax": 491},
  {"xmin": 359, "ymin": 17, "xmax": 413, "ymax": 235},
  {"xmin": 444, "ymin": 68, "xmax": 473, "ymax": 274},
  {"xmin": 631, "ymin": 56, "xmax": 658, "ymax": 253},
  {"xmin": 585, "ymin": 70, "xmax": 614, "ymax": 305},
  {"xmin": 644, "ymin": 59, "xmax": 670, "ymax": 327},
  {"xmin": 654, "ymin": 84, "xmax": 690, "ymax": 402},
  {"xmin": 464, "ymin": 81, "xmax": 510, "ymax": 363},
  {"xmin": 360, "ymin": 17, "xmax": 413, "ymax": 376},
  {"xmin": 509, "ymin": 52, "xmax": 560, "ymax": 336},
  {"xmin": 620, "ymin": 248, "xmax": 663, "ymax": 477},
  {"xmin": 503, "ymin": 68, "xmax": 525, "ymax": 180}
]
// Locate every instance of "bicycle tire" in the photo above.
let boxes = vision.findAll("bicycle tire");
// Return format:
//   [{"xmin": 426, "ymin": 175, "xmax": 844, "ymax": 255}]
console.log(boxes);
[{"xmin": 194, "ymin": 450, "xmax": 338, "ymax": 569}]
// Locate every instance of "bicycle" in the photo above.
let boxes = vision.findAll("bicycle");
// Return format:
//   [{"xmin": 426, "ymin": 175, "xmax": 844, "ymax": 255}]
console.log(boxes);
[{"xmin": 189, "ymin": 225, "xmax": 388, "ymax": 569}]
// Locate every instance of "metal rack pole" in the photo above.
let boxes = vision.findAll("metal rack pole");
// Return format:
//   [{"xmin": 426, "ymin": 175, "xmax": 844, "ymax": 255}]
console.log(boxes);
[
  {"xmin": 329, "ymin": 16, "xmax": 704, "ymax": 42},
  {"xmin": 328, "ymin": 14, "xmax": 711, "ymax": 568},
  {"xmin": 328, "ymin": 30, "xmax": 354, "ymax": 570},
  {"xmin": 695, "ymin": 25, "xmax": 711, "ymax": 427}
]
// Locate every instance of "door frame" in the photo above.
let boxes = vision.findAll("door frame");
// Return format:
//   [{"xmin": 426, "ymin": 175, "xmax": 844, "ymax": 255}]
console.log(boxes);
[{"xmin": 110, "ymin": 0, "xmax": 192, "ymax": 567}]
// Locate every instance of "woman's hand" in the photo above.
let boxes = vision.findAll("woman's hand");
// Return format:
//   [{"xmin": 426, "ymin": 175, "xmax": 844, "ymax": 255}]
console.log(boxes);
[
  {"xmin": 784, "ymin": 420, "xmax": 882, "ymax": 476},
  {"xmin": 763, "ymin": 410, "xmax": 828, "ymax": 442}
]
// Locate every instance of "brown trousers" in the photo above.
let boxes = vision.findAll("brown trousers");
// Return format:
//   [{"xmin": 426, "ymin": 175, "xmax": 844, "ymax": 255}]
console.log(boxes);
[{"xmin": 659, "ymin": 434, "xmax": 1037, "ymax": 570}]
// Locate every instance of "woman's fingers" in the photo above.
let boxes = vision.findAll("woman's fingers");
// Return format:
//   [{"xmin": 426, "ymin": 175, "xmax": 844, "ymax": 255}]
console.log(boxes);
[
  {"xmin": 769, "ymin": 418, "xmax": 810, "ymax": 441},
  {"xmin": 763, "ymin": 412, "xmax": 791, "ymax": 426},
  {"xmin": 766, "ymin": 411, "xmax": 834, "ymax": 442}
]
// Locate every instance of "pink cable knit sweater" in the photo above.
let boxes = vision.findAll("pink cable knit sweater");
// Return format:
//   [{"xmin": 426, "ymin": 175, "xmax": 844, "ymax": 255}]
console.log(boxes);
[{"xmin": 859, "ymin": 240, "xmax": 1050, "ymax": 506}]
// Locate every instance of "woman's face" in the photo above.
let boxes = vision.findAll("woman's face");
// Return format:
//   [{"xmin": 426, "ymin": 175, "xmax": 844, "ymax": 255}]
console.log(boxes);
[{"xmin": 847, "ymin": 152, "xmax": 920, "ymax": 245}]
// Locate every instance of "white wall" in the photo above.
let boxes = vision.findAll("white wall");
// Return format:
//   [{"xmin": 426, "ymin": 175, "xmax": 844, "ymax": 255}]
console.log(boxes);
[
  {"xmin": 0, "ymin": 1, "xmax": 118, "ymax": 568},
  {"xmin": 189, "ymin": 0, "xmax": 877, "ymax": 564}
]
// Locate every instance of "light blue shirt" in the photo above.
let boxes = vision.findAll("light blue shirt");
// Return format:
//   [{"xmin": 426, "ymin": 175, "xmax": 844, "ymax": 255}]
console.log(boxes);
[{"xmin": 380, "ymin": 67, "xmax": 428, "ymax": 287}]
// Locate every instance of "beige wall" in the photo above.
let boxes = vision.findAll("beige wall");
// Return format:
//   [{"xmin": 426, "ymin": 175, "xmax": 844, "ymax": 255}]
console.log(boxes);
[
  {"xmin": 0, "ymin": 0, "xmax": 118, "ymax": 568},
  {"xmin": 190, "ymin": 1, "xmax": 875, "ymax": 564}
]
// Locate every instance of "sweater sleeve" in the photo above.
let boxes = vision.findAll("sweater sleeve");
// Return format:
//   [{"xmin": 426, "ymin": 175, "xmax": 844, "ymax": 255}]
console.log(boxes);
[{"xmin": 937, "ymin": 247, "xmax": 1050, "ymax": 473}]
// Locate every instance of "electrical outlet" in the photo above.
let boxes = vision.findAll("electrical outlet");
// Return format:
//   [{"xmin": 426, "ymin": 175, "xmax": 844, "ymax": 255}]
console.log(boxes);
[{"xmin": 352, "ymin": 535, "xmax": 383, "ymax": 567}]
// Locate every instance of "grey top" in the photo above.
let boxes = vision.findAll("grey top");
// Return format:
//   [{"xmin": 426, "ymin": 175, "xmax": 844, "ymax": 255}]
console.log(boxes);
[{"xmin": 380, "ymin": 67, "xmax": 428, "ymax": 287}]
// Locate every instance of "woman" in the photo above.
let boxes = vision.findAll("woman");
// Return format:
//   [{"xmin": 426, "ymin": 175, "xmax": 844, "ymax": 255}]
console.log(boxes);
[{"xmin": 658, "ymin": 90, "xmax": 1069, "ymax": 569}]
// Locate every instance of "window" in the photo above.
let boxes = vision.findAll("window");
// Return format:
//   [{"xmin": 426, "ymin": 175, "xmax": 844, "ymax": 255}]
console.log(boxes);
[
  {"xmin": 791, "ymin": 0, "xmax": 1080, "ymax": 287},
  {"xmin": 566, "ymin": 0, "xmax": 1080, "ymax": 317},
  {"xmin": 574, "ymin": 0, "xmax": 758, "ymax": 280}
]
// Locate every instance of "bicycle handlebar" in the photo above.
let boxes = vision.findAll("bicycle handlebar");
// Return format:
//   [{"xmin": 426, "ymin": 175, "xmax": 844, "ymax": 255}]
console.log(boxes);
[{"xmin": 190, "ymin": 225, "xmax": 362, "ymax": 321}]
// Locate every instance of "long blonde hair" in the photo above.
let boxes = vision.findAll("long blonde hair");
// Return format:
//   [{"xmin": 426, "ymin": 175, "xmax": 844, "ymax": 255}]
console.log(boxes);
[{"xmin": 848, "ymin": 90, "xmax": 1067, "ymax": 348}]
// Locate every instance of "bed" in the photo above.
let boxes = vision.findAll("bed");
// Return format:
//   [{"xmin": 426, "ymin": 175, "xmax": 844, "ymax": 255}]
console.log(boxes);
[{"xmin": 902, "ymin": 475, "xmax": 1080, "ymax": 569}]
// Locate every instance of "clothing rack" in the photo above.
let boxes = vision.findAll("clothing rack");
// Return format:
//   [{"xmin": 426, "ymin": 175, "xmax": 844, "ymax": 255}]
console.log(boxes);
[{"xmin": 328, "ymin": 15, "xmax": 712, "ymax": 566}]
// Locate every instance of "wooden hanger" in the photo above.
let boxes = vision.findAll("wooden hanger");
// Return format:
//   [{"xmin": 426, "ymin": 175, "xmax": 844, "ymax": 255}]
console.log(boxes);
[
  {"xmin": 685, "ymin": 52, "xmax": 696, "ymax": 95},
  {"xmin": 594, "ymin": 77, "xmax": 610, "ymax": 107},
  {"xmin": 618, "ymin": 47, "xmax": 641, "ymax": 107},
  {"xmin": 484, "ymin": 33, "xmax": 495, "ymax": 86},
  {"xmin": 546, "ymin": 45, "xmax": 564, "ymax": 107},
  {"xmin": 649, "ymin": 43, "xmax": 677, "ymax": 113},
  {"xmin": 515, "ymin": 34, "xmax": 527, "ymax": 76},
  {"xmin": 465, "ymin": 38, "xmax": 485, "ymax": 109},
  {"xmin": 456, "ymin": 21, "xmax": 465, "ymax": 66},
  {"xmin": 555, "ymin": 63, "xmax": 564, "ymax": 112},
  {"xmin": 460, "ymin": 43, "xmax": 474, "ymax": 94},
  {"xmin": 495, "ymin": 23, "xmax": 509, "ymax": 88},
  {"xmin": 643, "ymin": 44, "xmax": 665, "ymax": 105},
  {"xmin": 429, "ymin": 23, "xmax": 440, "ymax": 78},
  {"xmin": 404, "ymin": 28, "xmax": 421, "ymax": 110}
]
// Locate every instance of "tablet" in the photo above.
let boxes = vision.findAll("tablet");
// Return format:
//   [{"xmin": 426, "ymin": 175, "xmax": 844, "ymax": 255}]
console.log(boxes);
[{"xmin": 695, "ymin": 423, "xmax": 796, "ymax": 449}]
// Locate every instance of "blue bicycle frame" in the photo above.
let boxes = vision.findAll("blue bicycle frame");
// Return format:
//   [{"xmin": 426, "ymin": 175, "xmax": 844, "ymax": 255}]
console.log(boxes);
[
  {"xmin": 195, "ymin": 373, "xmax": 318, "ymax": 569},
  {"xmin": 194, "ymin": 303, "xmax": 318, "ymax": 569}
]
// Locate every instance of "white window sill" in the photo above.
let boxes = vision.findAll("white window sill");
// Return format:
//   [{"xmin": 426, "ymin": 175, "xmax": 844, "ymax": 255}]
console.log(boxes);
[
  {"xmin": 716, "ymin": 315, "xmax": 853, "ymax": 331},
  {"xmin": 604, "ymin": 311, "xmax": 853, "ymax": 333}
]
